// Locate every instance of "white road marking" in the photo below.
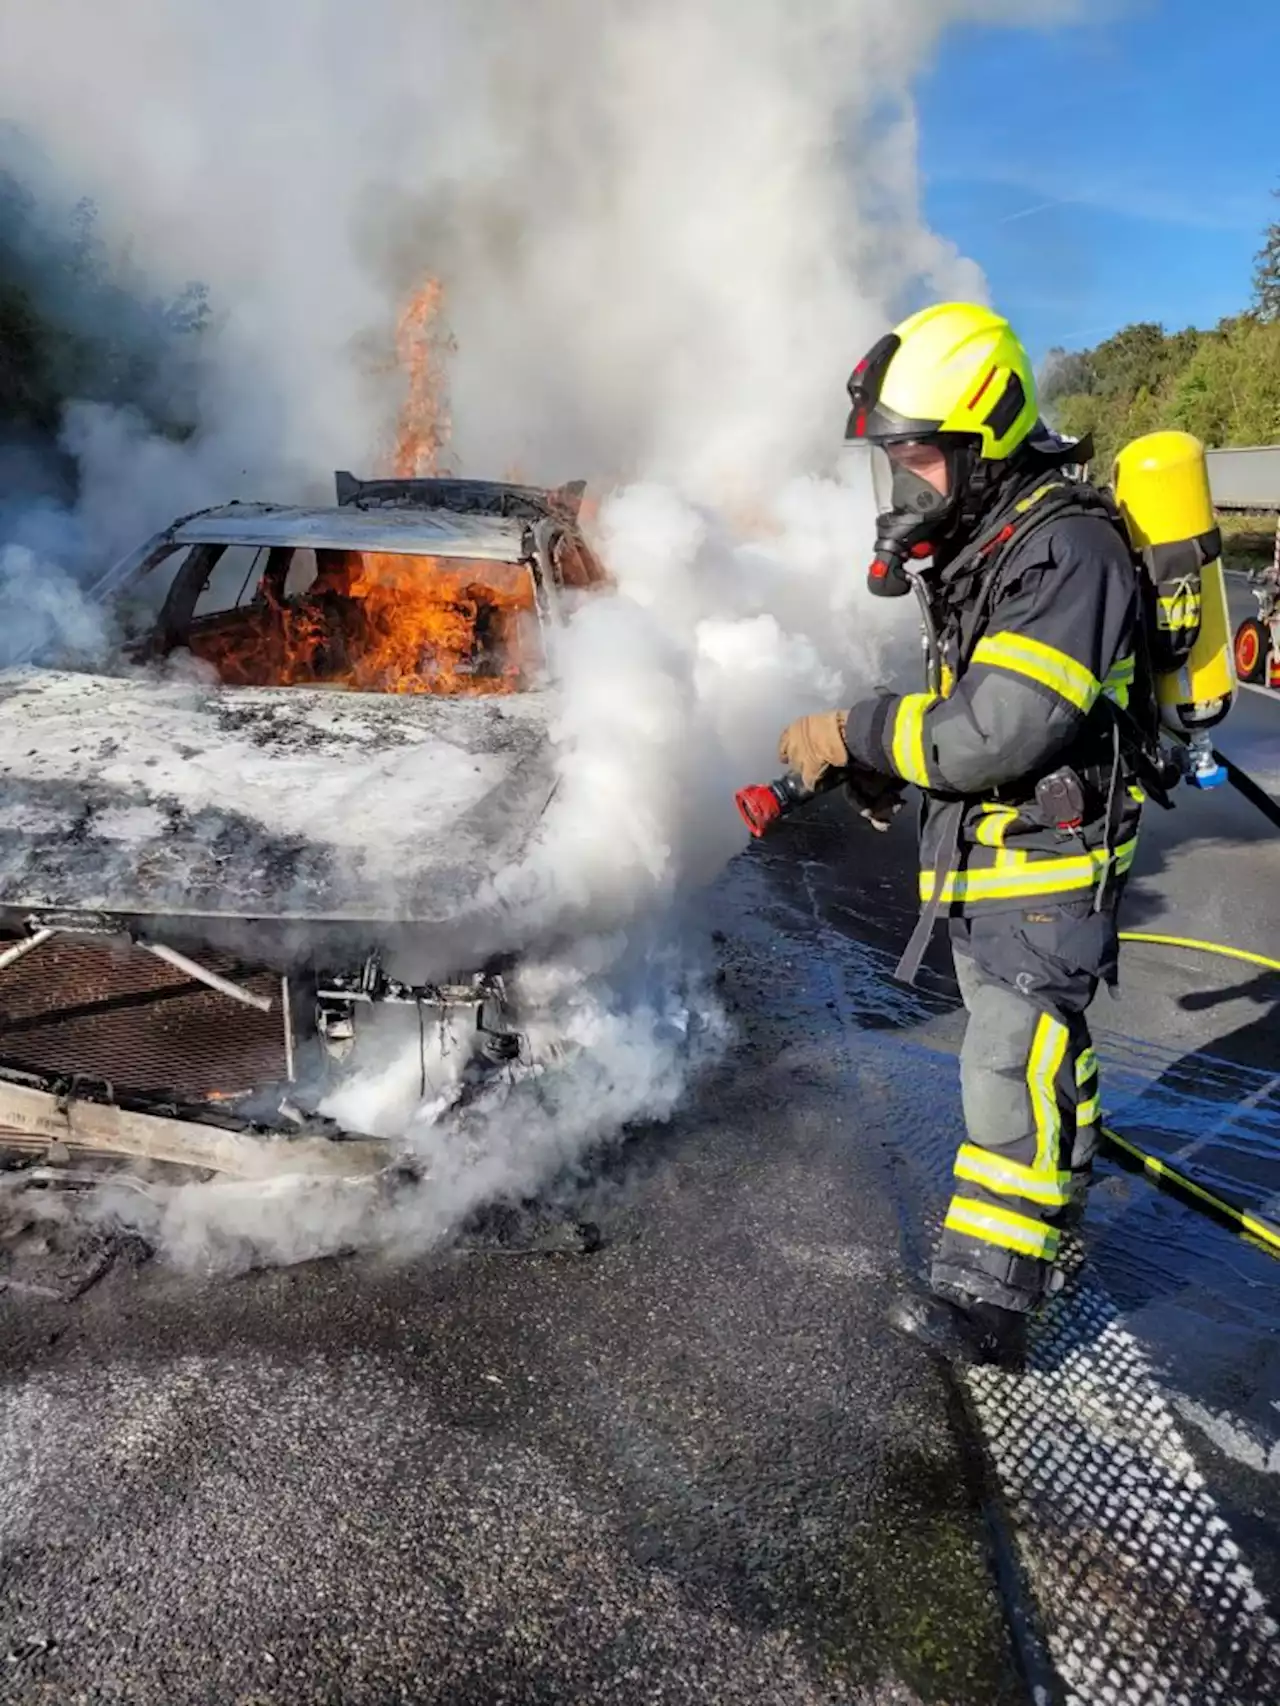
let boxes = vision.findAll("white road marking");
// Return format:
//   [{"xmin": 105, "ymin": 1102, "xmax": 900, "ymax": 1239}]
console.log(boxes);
[{"xmin": 968, "ymin": 1272, "xmax": 1280, "ymax": 1704}]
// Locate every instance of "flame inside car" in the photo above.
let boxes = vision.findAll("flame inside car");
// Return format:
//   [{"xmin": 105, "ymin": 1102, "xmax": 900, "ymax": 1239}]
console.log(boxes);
[
  {"xmin": 182, "ymin": 279, "xmax": 535, "ymax": 698},
  {"xmin": 185, "ymin": 550, "xmax": 540, "ymax": 697}
]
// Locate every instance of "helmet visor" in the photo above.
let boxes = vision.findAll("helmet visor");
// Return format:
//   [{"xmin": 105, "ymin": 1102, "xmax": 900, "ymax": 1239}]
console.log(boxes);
[{"xmin": 843, "ymin": 439, "xmax": 953, "ymax": 523}]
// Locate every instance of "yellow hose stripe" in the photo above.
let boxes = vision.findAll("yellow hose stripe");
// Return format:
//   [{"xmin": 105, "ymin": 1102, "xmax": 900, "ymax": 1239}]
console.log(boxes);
[
  {"xmin": 921, "ymin": 837, "xmax": 1138, "ymax": 904},
  {"xmin": 1014, "ymin": 481, "xmax": 1062, "ymax": 514},
  {"xmin": 954, "ymin": 1145, "xmax": 1073, "ymax": 1206},
  {"xmin": 972, "ymin": 631, "xmax": 1100, "ymax": 714},
  {"xmin": 1105, "ymin": 931, "xmax": 1280, "ymax": 1260},
  {"xmin": 1119, "ymin": 932, "xmax": 1280, "ymax": 978},
  {"xmin": 890, "ymin": 693, "xmax": 935, "ymax": 787},
  {"xmin": 1027, "ymin": 1013, "xmax": 1069, "ymax": 1176},
  {"xmin": 1101, "ymin": 1127, "xmax": 1280, "ymax": 1256},
  {"xmin": 945, "ymin": 1197, "xmax": 1060, "ymax": 1260}
]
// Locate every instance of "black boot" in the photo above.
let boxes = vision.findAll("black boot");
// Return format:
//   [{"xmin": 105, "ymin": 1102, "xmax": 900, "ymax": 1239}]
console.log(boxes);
[{"xmin": 887, "ymin": 1286, "xmax": 1028, "ymax": 1371}]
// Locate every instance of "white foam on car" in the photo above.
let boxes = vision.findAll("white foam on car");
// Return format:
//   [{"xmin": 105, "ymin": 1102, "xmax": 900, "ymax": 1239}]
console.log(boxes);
[
  {"xmin": 0, "ymin": 669, "xmax": 549, "ymax": 854},
  {"xmin": 0, "ymin": 667, "xmax": 556, "ymax": 922}
]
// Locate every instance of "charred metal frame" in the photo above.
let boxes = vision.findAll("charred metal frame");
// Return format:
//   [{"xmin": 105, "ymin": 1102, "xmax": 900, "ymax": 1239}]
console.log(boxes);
[
  {"xmin": 333, "ymin": 470, "xmax": 591, "ymax": 528},
  {"xmin": 124, "ymin": 519, "xmax": 574, "ymax": 681},
  {"xmin": 0, "ymin": 1071, "xmax": 391, "ymax": 1177},
  {"xmin": 0, "ymin": 918, "xmax": 268, "ymax": 1012},
  {"xmin": 0, "ymin": 930, "xmax": 55, "ymax": 974},
  {"xmin": 0, "ymin": 919, "xmax": 294, "ymax": 1111}
]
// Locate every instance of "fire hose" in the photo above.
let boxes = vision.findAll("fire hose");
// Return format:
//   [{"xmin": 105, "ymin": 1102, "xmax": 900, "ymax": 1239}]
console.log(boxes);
[{"xmin": 734, "ymin": 770, "xmax": 1280, "ymax": 1259}]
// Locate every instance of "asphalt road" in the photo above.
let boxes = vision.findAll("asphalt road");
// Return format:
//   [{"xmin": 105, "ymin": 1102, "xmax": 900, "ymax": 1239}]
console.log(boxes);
[{"xmin": 3, "ymin": 677, "xmax": 1280, "ymax": 1705}]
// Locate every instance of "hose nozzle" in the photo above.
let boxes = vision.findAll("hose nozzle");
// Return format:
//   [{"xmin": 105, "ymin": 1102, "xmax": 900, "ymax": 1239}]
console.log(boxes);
[{"xmin": 735, "ymin": 773, "xmax": 818, "ymax": 838}]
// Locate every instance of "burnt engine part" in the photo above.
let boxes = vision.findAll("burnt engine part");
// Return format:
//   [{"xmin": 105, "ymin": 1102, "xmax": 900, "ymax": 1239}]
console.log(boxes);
[{"xmin": 314, "ymin": 959, "xmax": 522, "ymax": 1065}]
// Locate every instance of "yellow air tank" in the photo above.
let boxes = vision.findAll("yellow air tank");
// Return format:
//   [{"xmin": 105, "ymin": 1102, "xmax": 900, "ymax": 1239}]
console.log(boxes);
[{"xmin": 1113, "ymin": 430, "xmax": 1235, "ymax": 784}]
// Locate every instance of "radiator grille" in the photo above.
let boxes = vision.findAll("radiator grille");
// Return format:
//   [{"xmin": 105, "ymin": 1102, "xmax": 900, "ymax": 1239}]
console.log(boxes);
[{"xmin": 0, "ymin": 934, "xmax": 290, "ymax": 1101}]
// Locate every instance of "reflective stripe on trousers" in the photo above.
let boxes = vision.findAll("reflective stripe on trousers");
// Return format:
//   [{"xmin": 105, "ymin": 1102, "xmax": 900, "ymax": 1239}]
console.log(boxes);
[{"xmin": 934, "ymin": 942, "xmax": 1101, "ymax": 1310}]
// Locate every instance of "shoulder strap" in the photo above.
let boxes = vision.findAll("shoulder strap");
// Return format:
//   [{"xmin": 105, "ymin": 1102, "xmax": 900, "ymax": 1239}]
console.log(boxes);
[
  {"xmin": 972, "ymin": 481, "xmax": 1176, "ymax": 802},
  {"xmin": 952, "ymin": 480, "xmax": 1117, "ymax": 669}
]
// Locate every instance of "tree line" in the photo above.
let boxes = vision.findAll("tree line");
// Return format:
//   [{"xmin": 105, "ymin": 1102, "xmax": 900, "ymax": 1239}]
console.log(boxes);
[
  {"xmin": 0, "ymin": 170, "xmax": 207, "ymax": 445},
  {"xmin": 1041, "ymin": 191, "xmax": 1280, "ymax": 471}
]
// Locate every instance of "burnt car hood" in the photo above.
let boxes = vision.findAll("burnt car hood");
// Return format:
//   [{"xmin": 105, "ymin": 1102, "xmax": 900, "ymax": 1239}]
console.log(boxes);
[{"xmin": 0, "ymin": 669, "xmax": 557, "ymax": 927}]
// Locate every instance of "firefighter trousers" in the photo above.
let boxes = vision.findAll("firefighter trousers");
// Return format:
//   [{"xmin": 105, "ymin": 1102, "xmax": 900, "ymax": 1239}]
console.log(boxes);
[{"xmin": 931, "ymin": 898, "xmax": 1117, "ymax": 1314}]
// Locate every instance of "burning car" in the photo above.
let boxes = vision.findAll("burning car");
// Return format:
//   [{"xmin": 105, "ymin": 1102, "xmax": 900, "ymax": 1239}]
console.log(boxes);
[{"xmin": 0, "ymin": 473, "xmax": 607, "ymax": 1176}]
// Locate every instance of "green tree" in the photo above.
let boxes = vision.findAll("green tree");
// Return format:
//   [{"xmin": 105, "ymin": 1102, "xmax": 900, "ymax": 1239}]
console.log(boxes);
[
  {"xmin": 1090, "ymin": 322, "xmax": 1170, "ymax": 398},
  {"xmin": 1252, "ymin": 188, "xmax": 1280, "ymax": 322},
  {"xmin": 1040, "ymin": 191, "xmax": 1280, "ymax": 459},
  {"xmin": 0, "ymin": 169, "xmax": 210, "ymax": 436},
  {"xmin": 1053, "ymin": 391, "xmax": 1119, "ymax": 468},
  {"xmin": 1039, "ymin": 347, "xmax": 1096, "ymax": 406}
]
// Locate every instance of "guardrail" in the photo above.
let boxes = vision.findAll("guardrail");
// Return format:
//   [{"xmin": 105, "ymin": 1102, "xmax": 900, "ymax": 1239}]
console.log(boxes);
[{"xmin": 1205, "ymin": 446, "xmax": 1280, "ymax": 513}]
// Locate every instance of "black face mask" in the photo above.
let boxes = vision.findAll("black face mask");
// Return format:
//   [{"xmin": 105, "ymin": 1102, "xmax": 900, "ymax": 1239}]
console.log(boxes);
[{"xmin": 861, "ymin": 438, "xmax": 977, "ymax": 598}]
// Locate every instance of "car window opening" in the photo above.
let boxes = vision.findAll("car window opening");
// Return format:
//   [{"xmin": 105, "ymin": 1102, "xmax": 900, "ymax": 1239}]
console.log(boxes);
[{"xmin": 181, "ymin": 548, "xmax": 542, "ymax": 696}]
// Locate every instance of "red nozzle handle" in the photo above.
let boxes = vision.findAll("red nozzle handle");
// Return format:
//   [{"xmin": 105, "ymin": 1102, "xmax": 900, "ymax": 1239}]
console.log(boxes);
[{"xmin": 736, "ymin": 782, "xmax": 786, "ymax": 838}]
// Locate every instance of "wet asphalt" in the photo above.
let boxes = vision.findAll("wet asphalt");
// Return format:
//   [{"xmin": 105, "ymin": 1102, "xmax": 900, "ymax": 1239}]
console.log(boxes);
[{"xmin": 3, "ymin": 688, "xmax": 1280, "ymax": 1704}]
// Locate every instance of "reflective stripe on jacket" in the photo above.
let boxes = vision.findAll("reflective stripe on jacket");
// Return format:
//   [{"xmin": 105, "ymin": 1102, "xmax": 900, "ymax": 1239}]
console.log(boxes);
[{"xmin": 844, "ymin": 480, "xmax": 1144, "ymax": 915}]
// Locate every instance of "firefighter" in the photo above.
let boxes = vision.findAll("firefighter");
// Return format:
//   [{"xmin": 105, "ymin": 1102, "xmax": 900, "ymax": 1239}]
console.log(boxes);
[{"xmin": 778, "ymin": 302, "xmax": 1145, "ymax": 1368}]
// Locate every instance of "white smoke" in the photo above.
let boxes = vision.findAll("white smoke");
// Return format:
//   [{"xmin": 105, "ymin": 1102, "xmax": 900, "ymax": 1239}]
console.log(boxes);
[
  {"xmin": 109, "ymin": 927, "xmax": 725, "ymax": 1273},
  {"xmin": 0, "ymin": 0, "xmax": 1092, "ymax": 502},
  {"xmin": 539, "ymin": 472, "xmax": 892, "ymax": 918},
  {"xmin": 0, "ymin": 0, "xmax": 1099, "ymax": 1266}
]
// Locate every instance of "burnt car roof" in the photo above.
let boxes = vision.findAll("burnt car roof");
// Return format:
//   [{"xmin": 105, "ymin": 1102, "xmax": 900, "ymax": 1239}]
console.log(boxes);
[
  {"xmin": 334, "ymin": 471, "xmax": 587, "ymax": 522},
  {"xmin": 172, "ymin": 503, "xmax": 530, "ymax": 562}
]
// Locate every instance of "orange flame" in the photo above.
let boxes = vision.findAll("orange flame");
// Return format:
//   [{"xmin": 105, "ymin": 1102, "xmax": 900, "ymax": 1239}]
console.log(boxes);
[
  {"xmin": 185, "ymin": 281, "xmax": 544, "ymax": 697},
  {"xmin": 389, "ymin": 278, "xmax": 453, "ymax": 479},
  {"xmin": 331, "ymin": 552, "xmax": 535, "ymax": 695},
  {"xmin": 189, "ymin": 552, "xmax": 538, "ymax": 697}
]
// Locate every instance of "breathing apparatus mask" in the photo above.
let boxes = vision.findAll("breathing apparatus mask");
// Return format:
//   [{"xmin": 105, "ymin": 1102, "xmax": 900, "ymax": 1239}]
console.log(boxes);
[{"xmin": 850, "ymin": 436, "xmax": 980, "ymax": 596}]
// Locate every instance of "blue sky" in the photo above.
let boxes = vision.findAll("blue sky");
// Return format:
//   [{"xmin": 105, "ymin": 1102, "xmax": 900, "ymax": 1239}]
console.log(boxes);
[{"xmin": 916, "ymin": 0, "xmax": 1280, "ymax": 357}]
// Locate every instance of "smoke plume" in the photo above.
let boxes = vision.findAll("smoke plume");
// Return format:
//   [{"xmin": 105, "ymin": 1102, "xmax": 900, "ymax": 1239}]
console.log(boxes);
[
  {"xmin": 0, "ymin": 0, "xmax": 1095, "ymax": 1265},
  {"xmin": 0, "ymin": 0, "xmax": 1092, "ymax": 502}
]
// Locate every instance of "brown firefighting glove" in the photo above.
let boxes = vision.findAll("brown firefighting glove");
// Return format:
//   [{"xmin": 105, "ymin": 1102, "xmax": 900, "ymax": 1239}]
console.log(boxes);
[
  {"xmin": 777, "ymin": 710, "xmax": 849, "ymax": 792},
  {"xmin": 843, "ymin": 766, "xmax": 907, "ymax": 833}
]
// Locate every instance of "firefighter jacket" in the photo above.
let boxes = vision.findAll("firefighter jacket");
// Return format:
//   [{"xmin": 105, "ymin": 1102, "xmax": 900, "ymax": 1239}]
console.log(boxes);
[{"xmin": 843, "ymin": 477, "xmax": 1144, "ymax": 916}]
